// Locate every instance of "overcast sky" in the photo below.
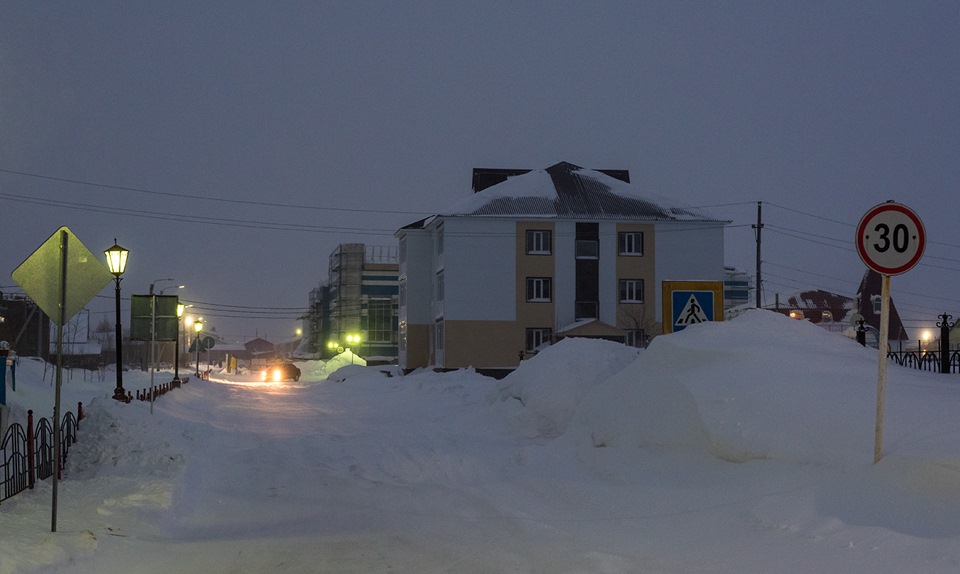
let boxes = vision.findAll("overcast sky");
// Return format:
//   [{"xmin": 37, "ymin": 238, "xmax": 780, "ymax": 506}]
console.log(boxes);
[{"xmin": 2, "ymin": 1, "xmax": 957, "ymax": 342}]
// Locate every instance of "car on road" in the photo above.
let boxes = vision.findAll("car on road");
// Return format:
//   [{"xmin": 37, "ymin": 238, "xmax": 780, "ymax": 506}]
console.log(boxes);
[{"xmin": 261, "ymin": 361, "xmax": 301, "ymax": 382}]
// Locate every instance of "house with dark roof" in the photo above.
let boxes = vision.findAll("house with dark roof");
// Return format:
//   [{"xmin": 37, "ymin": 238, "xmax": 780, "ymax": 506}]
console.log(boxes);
[
  {"xmin": 768, "ymin": 290, "xmax": 855, "ymax": 334},
  {"xmin": 766, "ymin": 269, "xmax": 910, "ymax": 346},
  {"xmin": 395, "ymin": 161, "xmax": 728, "ymax": 375},
  {"xmin": 854, "ymin": 269, "xmax": 910, "ymax": 345}
]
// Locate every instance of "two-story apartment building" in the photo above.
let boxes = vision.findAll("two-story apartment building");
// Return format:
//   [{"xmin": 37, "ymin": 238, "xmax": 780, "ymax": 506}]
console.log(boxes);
[{"xmin": 395, "ymin": 161, "xmax": 727, "ymax": 374}]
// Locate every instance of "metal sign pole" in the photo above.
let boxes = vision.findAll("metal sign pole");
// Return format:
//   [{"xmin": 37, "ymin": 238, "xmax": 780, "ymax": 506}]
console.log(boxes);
[
  {"xmin": 874, "ymin": 274, "xmax": 891, "ymax": 464},
  {"xmin": 52, "ymin": 229, "xmax": 68, "ymax": 532},
  {"xmin": 150, "ymin": 295, "xmax": 156, "ymax": 415}
]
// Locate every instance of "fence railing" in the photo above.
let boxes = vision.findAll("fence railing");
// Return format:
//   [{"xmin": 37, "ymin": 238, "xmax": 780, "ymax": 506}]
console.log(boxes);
[
  {"xmin": 133, "ymin": 376, "xmax": 189, "ymax": 402},
  {"xmin": 1, "ymin": 403, "xmax": 82, "ymax": 504},
  {"xmin": 887, "ymin": 350, "xmax": 960, "ymax": 374}
]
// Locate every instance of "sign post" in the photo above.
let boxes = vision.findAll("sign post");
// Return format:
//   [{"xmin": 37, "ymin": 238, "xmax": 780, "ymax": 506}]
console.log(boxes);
[
  {"xmin": 11, "ymin": 227, "xmax": 113, "ymax": 531},
  {"xmin": 856, "ymin": 201, "xmax": 925, "ymax": 463}
]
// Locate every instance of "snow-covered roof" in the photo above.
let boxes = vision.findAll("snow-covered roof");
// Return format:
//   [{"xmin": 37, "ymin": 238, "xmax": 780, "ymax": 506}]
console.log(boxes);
[{"xmin": 437, "ymin": 161, "xmax": 722, "ymax": 221}]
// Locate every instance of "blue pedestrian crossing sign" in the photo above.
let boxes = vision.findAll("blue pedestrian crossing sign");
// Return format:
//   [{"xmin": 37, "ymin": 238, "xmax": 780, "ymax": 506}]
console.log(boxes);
[{"xmin": 661, "ymin": 281, "xmax": 724, "ymax": 334}]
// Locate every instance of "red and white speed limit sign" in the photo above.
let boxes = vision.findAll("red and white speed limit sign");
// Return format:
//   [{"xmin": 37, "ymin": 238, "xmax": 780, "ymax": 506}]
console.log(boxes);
[{"xmin": 856, "ymin": 201, "xmax": 925, "ymax": 275}]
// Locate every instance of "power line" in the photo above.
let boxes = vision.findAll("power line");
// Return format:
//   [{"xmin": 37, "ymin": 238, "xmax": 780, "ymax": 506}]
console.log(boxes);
[
  {"xmin": 0, "ymin": 191, "xmax": 400, "ymax": 236},
  {"xmin": 0, "ymin": 167, "xmax": 432, "ymax": 216}
]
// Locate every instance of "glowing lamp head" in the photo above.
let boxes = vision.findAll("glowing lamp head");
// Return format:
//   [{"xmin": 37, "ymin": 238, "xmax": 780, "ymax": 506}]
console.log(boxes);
[
  {"xmin": 104, "ymin": 240, "xmax": 129, "ymax": 277},
  {"xmin": 195, "ymin": 319, "xmax": 204, "ymax": 334}
]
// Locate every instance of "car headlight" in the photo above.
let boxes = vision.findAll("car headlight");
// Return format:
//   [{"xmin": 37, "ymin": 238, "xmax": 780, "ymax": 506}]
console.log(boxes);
[
  {"xmin": 260, "ymin": 369, "xmax": 268, "ymax": 381},
  {"xmin": 272, "ymin": 368, "xmax": 283, "ymax": 382}
]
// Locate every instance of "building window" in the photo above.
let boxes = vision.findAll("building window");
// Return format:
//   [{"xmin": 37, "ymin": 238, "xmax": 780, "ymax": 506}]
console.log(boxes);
[
  {"xmin": 575, "ymin": 240, "xmax": 598, "ymax": 259},
  {"xmin": 526, "ymin": 328, "xmax": 552, "ymax": 352},
  {"xmin": 526, "ymin": 277, "xmax": 552, "ymax": 302},
  {"xmin": 625, "ymin": 329, "xmax": 646, "ymax": 348},
  {"xmin": 619, "ymin": 279, "xmax": 644, "ymax": 303},
  {"xmin": 436, "ymin": 321, "xmax": 444, "ymax": 350},
  {"xmin": 368, "ymin": 299, "xmax": 393, "ymax": 343},
  {"xmin": 821, "ymin": 310, "xmax": 833, "ymax": 323},
  {"xmin": 525, "ymin": 230, "xmax": 552, "ymax": 255},
  {"xmin": 872, "ymin": 295, "xmax": 881, "ymax": 314},
  {"xmin": 619, "ymin": 232, "xmax": 644, "ymax": 256},
  {"xmin": 436, "ymin": 271, "xmax": 444, "ymax": 301}
]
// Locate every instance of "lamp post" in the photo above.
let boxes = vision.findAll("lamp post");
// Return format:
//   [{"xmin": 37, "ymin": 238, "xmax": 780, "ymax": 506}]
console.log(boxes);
[
  {"xmin": 174, "ymin": 303, "xmax": 185, "ymax": 383},
  {"xmin": 194, "ymin": 319, "xmax": 204, "ymax": 377},
  {"xmin": 104, "ymin": 240, "xmax": 129, "ymax": 402},
  {"xmin": 346, "ymin": 333, "xmax": 361, "ymax": 365},
  {"xmin": 149, "ymin": 277, "xmax": 176, "ymax": 296}
]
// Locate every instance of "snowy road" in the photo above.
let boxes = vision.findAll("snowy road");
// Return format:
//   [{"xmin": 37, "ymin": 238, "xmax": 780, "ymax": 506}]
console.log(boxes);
[{"xmin": 7, "ymin": 312, "xmax": 960, "ymax": 573}]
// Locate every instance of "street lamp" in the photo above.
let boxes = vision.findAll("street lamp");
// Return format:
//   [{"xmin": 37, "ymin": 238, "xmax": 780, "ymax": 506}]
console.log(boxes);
[
  {"xmin": 149, "ymin": 278, "xmax": 176, "ymax": 295},
  {"xmin": 346, "ymin": 333, "xmax": 361, "ymax": 364},
  {"xmin": 104, "ymin": 240, "xmax": 129, "ymax": 402},
  {"xmin": 174, "ymin": 303, "xmax": 185, "ymax": 383},
  {"xmin": 194, "ymin": 319, "xmax": 204, "ymax": 377}
]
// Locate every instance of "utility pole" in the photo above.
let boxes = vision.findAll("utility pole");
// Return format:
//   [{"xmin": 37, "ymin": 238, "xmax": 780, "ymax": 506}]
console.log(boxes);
[{"xmin": 753, "ymin": 201, "xmax": 763, "ymax": 308}]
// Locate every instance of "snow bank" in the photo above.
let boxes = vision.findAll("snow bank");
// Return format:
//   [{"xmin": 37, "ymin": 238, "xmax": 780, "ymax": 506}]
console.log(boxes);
[{"xmin": 492, "ymin": 337, "xmax": 640, "ymax": 440}]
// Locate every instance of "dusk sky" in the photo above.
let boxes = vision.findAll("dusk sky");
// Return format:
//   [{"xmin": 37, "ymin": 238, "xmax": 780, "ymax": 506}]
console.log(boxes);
[{"xmin": 1, "ymin": 1, "xmax": 957, "ymax": 342}]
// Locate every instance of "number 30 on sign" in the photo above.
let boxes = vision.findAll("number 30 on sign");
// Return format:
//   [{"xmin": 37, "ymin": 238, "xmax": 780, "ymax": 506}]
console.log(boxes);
[{"xmin": 856, "ymin": 201, "xmax": 926, "ymax": 276}]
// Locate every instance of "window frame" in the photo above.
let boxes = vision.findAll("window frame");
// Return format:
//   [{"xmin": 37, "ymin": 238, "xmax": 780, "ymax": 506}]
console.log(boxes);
[
  {"xmin": 618, "ymin": 231, "xmax": 644, "ymax": 256},
  {"xmin": 526, "ymin": 277, "xmax": 553, "ymax": 302},
  {"xmin": 525, "ymin": 229, "xmax": 553, "ymax": 255},
  {"xmin": 525, "ymin": 328, "xmax": 552, "ymax": 352},
  {"xmin": 619, "ymin": 279, "xmax": 645, "ymax": 303}
]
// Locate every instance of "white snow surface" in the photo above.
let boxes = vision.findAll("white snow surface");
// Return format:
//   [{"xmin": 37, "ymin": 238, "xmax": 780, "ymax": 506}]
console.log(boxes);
[
  {"xmin": 4, "ymin": 309, "xmax": 960, "ymax": 573},
  {"xmin": 439, "ymin": 166, "xmax": 713, "ymax": 220}
]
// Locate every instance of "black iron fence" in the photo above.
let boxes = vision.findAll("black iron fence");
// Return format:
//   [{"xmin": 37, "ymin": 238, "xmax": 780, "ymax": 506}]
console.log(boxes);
[
  {"xmin": 887, "ymin": 350, "xmax": 960, "ymax": 374},
  {"xmin": 859, "ymin": 312, "xmax": 960, "ymax": 375},
  {"xmin": 1, "ymin": 404, "xmax": 82, "ymax": 504}
]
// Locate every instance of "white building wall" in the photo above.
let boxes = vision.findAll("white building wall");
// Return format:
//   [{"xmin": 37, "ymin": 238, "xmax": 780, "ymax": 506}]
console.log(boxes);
[
  {"xmin": 440, "ymin": 217, "xmax": 516, "ymax": 321},
  {"xmin": 399, "ymin": 229, "xmax": 434, "ymax": 325},
  {"xmin": 653, "ymin": 222, "xmax": 726, "ymax": 321},
  {"xmin": 598, "ymin": 221, "xmax": 619, "ymax": 326},
  {"xmin": 553, "ymin": 220, "xmax": 576, "ymax": 329}
]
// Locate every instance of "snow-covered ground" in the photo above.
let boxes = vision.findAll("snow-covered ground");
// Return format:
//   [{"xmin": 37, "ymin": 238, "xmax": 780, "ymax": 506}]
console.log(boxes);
[{"xmin": 4, "ymin": 309, "xmax": 960, "ymax": 573}]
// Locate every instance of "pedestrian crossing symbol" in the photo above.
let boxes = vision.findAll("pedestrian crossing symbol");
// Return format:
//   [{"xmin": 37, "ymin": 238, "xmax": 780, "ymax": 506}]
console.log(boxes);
[
  {"xmin": 661, "ymin": 281, "xmax": 723, "ymax": 334},
  {"xmin": 676, "ymin": 293, "xmax": 710, "ymax": 327}
]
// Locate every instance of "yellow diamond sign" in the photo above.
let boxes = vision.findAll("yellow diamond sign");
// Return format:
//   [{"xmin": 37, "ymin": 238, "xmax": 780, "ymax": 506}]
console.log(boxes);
[{"xmin": 11, "ymin": 227, "xmax": 114, "ymax": 326}]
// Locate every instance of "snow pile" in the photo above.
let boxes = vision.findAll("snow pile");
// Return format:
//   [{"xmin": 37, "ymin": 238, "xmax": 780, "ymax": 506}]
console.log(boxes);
[
  {"xmin": 493, "ymin": 337, "xmax": 640, "ymax": 440},
  {"xmin": 5, "ymin": 309, "xmax": 960, "ymax": 572}
]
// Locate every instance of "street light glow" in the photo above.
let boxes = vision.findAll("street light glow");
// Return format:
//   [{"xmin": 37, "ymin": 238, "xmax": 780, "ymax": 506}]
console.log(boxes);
[{"xmin": 104, "ymin": 240, "xmax": 129, "ymax": 276}]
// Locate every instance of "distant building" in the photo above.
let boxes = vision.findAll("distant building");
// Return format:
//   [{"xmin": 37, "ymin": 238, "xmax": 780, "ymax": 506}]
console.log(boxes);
[
  {"xmin": 766, "ymin": 269, "xmax": 909, "ymax": 346},
  {"xmin": 395, "ymin": 161, "xmax": 728, "ymax": 375},
  {"xmin": 854, "ymin": 269, "xmax": 910, "ymax": 346},
  {"xmin": 305, "ymin": 244, "xmax": 399, "ymax": 361},
  {"xmin": 768, "ymin": 289, "xmax": 854, "ymax": 334},
  {"xmin": 0, "ymin": 292, "xmax": 51, "ymax": 358},
  {"xmin": 723, "ymin": 266, "xmax": 752, "ymax": 309}
]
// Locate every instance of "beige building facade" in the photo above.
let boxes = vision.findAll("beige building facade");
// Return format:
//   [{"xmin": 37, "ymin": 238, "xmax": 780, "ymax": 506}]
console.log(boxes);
[{"xmin": 395, "ymin": 162, "xmax": 726, "ymax": 374}]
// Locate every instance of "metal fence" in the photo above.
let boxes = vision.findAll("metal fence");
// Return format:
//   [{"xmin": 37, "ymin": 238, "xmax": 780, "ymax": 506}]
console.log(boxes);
[
  {"xmin": 888, "ymin": 350, "xmax": 960, "ymax": 374},
  {"xmin": 1, "ymin": 404, "xmax": 82, "ymax": 504}
]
